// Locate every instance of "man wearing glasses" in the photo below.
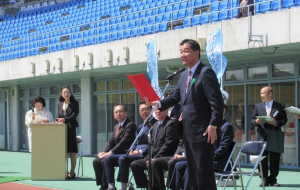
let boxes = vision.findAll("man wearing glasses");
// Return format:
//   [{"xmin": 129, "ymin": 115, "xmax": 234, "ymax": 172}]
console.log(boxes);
[
  {"xmin": 102, "ymin": 101, "xmax": 157, "ymax": 190},
  {"xmin": 93, "ymin": 103, "xmax": 137, "ymax": 190}
]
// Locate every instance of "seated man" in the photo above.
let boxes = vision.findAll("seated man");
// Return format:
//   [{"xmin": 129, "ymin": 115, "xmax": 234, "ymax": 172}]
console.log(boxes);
[
  {"xmin": 169, "ymin": 104, "xmax": 234, "ymax": 190},
  {"xmin": 131, "ymin": 107, "xmax": 179, "ymax": 190},
  {"xmin": 103, "ymin": 101, "xmax": 157, "ymax": 190},
  {"xmin": 93, "ymin": 103, "xmax": 137, "ymax": 190}
]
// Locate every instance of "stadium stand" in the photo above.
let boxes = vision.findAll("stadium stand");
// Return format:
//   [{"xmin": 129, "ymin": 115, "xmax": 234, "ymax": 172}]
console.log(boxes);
[{"xmin": 0, "ymin": 0, "xmax": 299, "ymax": 61}]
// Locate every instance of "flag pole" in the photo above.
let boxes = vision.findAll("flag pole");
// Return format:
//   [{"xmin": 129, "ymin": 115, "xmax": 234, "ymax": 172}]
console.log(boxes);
[{"xmin": 220, "ymin": 22, "xmax": 223, "ymax": 90}]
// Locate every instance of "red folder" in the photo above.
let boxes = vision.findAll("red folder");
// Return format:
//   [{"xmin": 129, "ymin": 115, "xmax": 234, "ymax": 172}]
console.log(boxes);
[{"xmin": 127, "ymin": 73, "xmax": 160, "ymax": 102}]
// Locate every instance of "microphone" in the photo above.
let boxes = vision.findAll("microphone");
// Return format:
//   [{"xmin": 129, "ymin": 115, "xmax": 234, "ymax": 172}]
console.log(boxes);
[{"xmin": 165, "ymin": 67, "xmax": 185, "ymax": 80}]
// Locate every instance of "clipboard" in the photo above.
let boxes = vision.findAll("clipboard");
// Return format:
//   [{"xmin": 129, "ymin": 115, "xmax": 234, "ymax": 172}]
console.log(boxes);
[{"xmin": 127, "ymin": 73, "xmax": 160, "ymax": 102}]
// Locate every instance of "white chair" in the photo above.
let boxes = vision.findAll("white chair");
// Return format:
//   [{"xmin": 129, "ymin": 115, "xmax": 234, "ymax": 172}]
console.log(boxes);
[{"xmin": 76, "ymin": 136, "xmax": 84, "ymax": 178}]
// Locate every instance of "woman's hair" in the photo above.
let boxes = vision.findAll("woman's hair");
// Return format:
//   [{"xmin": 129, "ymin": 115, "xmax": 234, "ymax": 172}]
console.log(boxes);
[
  {"xmin": 59, "ymin": 85, "xmax": 76, "ymax": 102},
  {"xmin": 31, "ymin": 96, "xmax": 46, "ymax": 107}
]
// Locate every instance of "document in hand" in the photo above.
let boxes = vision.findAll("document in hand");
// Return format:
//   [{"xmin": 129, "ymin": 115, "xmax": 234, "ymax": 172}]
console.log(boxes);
[
  {"xmin": 256, "ymin": 116, "xmax": 273, "ymax": 121},
  {"xmin": 127, "ymin": 73, "xmax": 160, "ymax": 102},
  {"xmin": 284, "ymin": 106, "xmax": 300, "ymax": 115}
]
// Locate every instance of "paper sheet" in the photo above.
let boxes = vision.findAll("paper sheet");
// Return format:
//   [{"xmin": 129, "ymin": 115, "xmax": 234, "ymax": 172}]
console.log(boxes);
[
  {"xmin": 34, "ymin": 115, "xmax": 48, "ymax": 123},
  {"xmin": 256, "ymin": 116, "xmax": 273, "ymax": 121},
  {"xmin": 284, "ymin": 106, "xmax": 300, "ymax": 115}
]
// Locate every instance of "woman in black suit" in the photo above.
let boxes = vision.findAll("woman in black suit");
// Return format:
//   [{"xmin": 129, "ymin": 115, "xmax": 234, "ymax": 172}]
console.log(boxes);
[{"xmin": 56, "ymin": 85, "xmax": 79, "ymax": 179}]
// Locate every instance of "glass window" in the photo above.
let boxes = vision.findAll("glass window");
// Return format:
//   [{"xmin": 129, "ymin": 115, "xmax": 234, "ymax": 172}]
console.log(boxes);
[
  {"xmin": 122, "ymin": 79, "xmax": 134, "ymax": 90},
  {"xmin": 40, "ymin": 87, "xmax": 49, "ymax": 96},
  {"xmin": 94, "ymin": 82, "xmax": 105, "ymax": 92},
  {"xmin": 225, "ymin": 68, "xmax": 244, "ymax": 81},
  {"xmin": 159, "ymin": 79, "xmax": 179, "ymax": 87},
  {"xmin": 73, "ymin": 84, "xmax": 81, "ymax": 93},
  {"xmin": 273, "ymin": 82, "xmax": 295, "ymax": 166},
  {"xmin": 108, "ymin": 80, "xmax": 119, "ymax": 91},
  {"xmin": 272, "ymin": 63, "xmax": 294, "ymax": 78},
  {"xmin": 225, "ymin": 85, "xmax": 245, "ymax": 162},
  {"xmin": 50, "ymin": 86, "xmax": 59, "ymax": 95},
  {"xmin": 248, "ymin": 66, "xmax": 268, "ymax": 80},
  {"xmin": 94, "ymin": 95, "xmax": 106, "ymax": 153},
  {"xmin": 122, "ymin": 93, "xmax": 136, "ymax": 122},
  {"xmin": 50, "ymin": 98, "xmax": 59, "ymax": 120},
  {"xmin": 29, "ymin": 88, "xmax": 38, "ymax": 96},
  {"xmin": 20, "ymin": 89, "xmax": 28, "ymax": 97},
  {"xmin": 0, "ymin": 101, "xmax": 5, "ymax": 149},
  {"xmin": 19, "ymin": 100, "xmax": 31, "ymax": 151}
]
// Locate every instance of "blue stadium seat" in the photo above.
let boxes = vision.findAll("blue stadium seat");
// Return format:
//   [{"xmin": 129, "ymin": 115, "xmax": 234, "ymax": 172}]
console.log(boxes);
[
  {"xmin": 219, "ymin": 10, "xmax": 230, "ymax": 20},
  {"xmin": 139, "ymin": 27, "xmax": 145, "ymax": 36},
  {"xmin": 166, "ymin": 5, "xmax": 172, "ymax": 13},
  {"xmin": 256, "ymin": 4, "xmax": 261, "ymax": 14},
  {"xmin": 211, "ymin": 13, "xmax": 219, "ymax": 23},
  {"xmin": 260, "ymin": 2, "xmax": 272, "ymax": 13},
  {"xmin": 116, "ymin": 32, "xmax": 123, "ymax": 40},
  {"xmin": 156, "ymin": 15, "xmax": 163, "ymax": 23},
  {"xmin": 232, "ymin": 9, "xmax": 238, "ymax": 18},
  {"xmin": 173, "ymin": 11, "xmax": 179, "ymax": 20},
  {"xmin": 162, "ymin": 14, "xmax": 171, "ymax": 22},
  {"xmin": 271, "ymin": 0, "xmax": 280, "ymax": 10},
  {"xmin": 146, "ymin": 10, "xmax": 154, "ymax": 17},
  {"xmin": 157, "ymin": 23, "xmax": 168, "ymax": 33},
  {"xmin": 140, "ymin": 11, "xmax": 146, "ymax": 19},
  {"xmin": 232, "ymin": 0, "xmax": 239, "ymax": 7},
  {"xmin": 173, "ymin": 3, "xmax": 180, "ymax": 12},
  {"xmin": 192, "ymin": 16, "xmax": 201, "ymax": 26},
  {"xmin": 110, "ymin": 33, "xmax": 117, "ymax": 41},
  {"xmin": 116, "ymin": 24, "xmax": 123, "ymax": 31},
  {"xmin": 211, "ymin": 2, "xmax": 220, "ymax": 12},
  {"xmin": 115, "ymin": 17, "xmax": 122, "ymax": 24},
  {"xmin": 193, "ymin": 0, "xmax": 202, "ymax": 7},
  {"xmin": 202, "ymin": 0, "xmax": 210, "ymax": 6},
  {"xmin": 131, "ymin": 29, "xmax": 138, "ymax": 38},
  {"xmin": 180, "ymin": 1, "xmax": 190, "ymax": 9},
  {"xmin": 200, "ymin": 12, "xmax": 210, "ymax": 24},
  {"xmin": 133, "ymin": 13, "xmax": 139, "ymax": 20},
  {"xmin": 144, "ymin": 26, "xmax": 154, "ymax": 35},
  {"xmin": 219, "ymin": 1, "xmax": 229, "ymax": 10},
  {"xmin": 76, "ymin": 40, "xmax": 83, "ymax": 47},
  {"xmin": 295, "ymin": 0, "xmax": 300, "ymax": 6},
  {"xmin": 157, "ymin": 7, "xmax": 166, "ymax": 15},
  {"xmin": 129, "ymin": 21, "xmax": 138, "ymax": 29},
  {"xmin": 89, "ymin": 30, "xmax": 95, "ymax": 37},
  {"xmin": 124, "ymin": 30, "xmax": 131, "ymax": 38},
  {"xmin": 178, "ymin": 10, "xmax": 187, "ymax": 19},
  {"xmin": 61, "ymin": 42, "xmax": 66, "ymax": 50},
  {"xmin": 138, "ymin": 6, "xmax": 145, "ymax": 12},
  {"xmin": 84, "ymin": 31, "xmax": 89, "ymax": 38},
  {"xmin": 162, "ymin": 0, "xmax": 169, "ymax": 5},
  {"xmin": 140, "ymin": 18, "xmax": 149, "ymax": 27},
  {"xmin": 282, "ymin": 0, "xmax": 295, "ymax": 9},
  {"xmin": 110, "ymin": 25, "xmax": 117, "ymax": 33}
]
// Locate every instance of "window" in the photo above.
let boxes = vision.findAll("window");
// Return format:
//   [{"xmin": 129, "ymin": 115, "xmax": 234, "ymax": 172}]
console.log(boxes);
[
  {"xmin": 248, "ymin": 66, "xmax": 267, "ymax": 80},
  {"xmin": 272, "ymin": 63, "xmax": 294, "ymax": 78},
  {"xmin": 122, "ymin": 79, "xmax": 134, "ymax": 89},
  {"xmin": 73, "ymin": 84, "xmax": 81, "ymax": 93},
  {"xmin": 107, "ymin": 80, "xmax": 119, "ymax": 91},
  {"xmin": 225, "ymin": 68, "xmax": 243, "ymax": 81},
  {"xmin": 94, "ymin": 81, "xmax": 105, "ymax": 92}
]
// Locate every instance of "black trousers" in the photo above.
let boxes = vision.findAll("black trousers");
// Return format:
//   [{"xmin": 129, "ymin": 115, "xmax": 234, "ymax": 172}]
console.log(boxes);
[
  {"xmin": 183, "ymin": 138, "xmax": 216, "ymax": 190},
  {"xmin": 93, "ymin": 157, "xmax": 107, "ymax": 187},
  {"xmin": 131, "ymin": 156, "xmax": 186, "ymax": 189},
  {"xmin": 259, "ymin": 149, "xmax": 281, "ymax": 182}
]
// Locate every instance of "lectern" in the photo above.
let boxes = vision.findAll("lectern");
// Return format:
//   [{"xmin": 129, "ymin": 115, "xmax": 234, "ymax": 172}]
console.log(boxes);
[{"xmin": 31, "ymin": 123, "xmax": 67, "ymax": 180}]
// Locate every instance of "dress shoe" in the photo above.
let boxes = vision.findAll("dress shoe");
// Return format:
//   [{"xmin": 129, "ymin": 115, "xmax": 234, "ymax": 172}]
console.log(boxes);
[
  {"xmin": 67, "ymin": 173, "xmax": 76, "ymax": 179},
  {"xmin": 259, "ymin": 179, "xmax": 269, "ymax": 187},
  {"xmin": 270, "ymin": 181, "xmax": 280, "ymax": 187},
  {"xmin": 99, "ymin": 186, "xmax": 107, "ymax": 190},
  {"xmin": 108, "ymin": 187, "xmax": 117, "ymax": 190}
]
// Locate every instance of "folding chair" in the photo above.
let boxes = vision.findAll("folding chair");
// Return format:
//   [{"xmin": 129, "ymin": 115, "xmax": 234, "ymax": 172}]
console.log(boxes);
[
  {"xmin": 76, "ymin": 136, "xmax": 84, "ymax": 178},
  {"xmin": 215, "ymin": 141, "xmax": 267, "ymax": 190},
  {"xmin": 216, "ymin": 141, "xmax": 237, "ymax": 187}
]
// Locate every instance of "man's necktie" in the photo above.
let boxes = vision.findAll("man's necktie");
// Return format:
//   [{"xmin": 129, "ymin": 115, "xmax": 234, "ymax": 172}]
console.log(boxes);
[
  {"xmin": 179, "ymin": 70, "xmax": 192, "ymax": 121},
  {"xmin": 157, "ymin": 124, "xmax": 162, "ymax": 135},
  {"xmin": 115, "ymin": 124, "xmax": 121, "ymax": 139},
  {"xmin": 266, "ymin": 103, "xmax": 271, "ymax": 116}
]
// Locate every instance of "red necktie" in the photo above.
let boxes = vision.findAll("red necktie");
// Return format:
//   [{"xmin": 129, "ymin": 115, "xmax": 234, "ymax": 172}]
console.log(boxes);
[
  {"xmin": 179, "ymin": 70, "xmax": 192, "ymax": 121},
  {"xmin": 115, "ymin": 124, "xmax": 121, "ymax": 139}
]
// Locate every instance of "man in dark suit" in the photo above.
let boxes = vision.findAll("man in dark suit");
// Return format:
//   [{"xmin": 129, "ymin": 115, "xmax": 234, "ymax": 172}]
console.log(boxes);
[
  {"xmin": 251, "ymin": 86, "xmax": 287, "ymax": 187},
  {"xmin": 146, "ymin": 39, "xmax": 224, "ymax": 190},
  {"xmin": 103, "ymin": 101, "xmax": 157, "ymax": 190},
  {"xmin": 131, "ymin": 107, "xmax": 179, "ymax": 190},
  {"xmin": 165, "ymin": 90, "xmax": 181, "ymax": 120},
  {"xmin": 93, "ymin": 103, "xmax": 137, "ymax": 190},
  {"xmin": 169, "ymin": 104, "xmax": 234, "ymax": 190}
]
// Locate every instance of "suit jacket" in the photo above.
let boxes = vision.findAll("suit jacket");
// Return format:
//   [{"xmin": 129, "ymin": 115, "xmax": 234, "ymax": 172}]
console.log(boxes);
[
  {"xmin": 131, "ymin": 117, "xmax": 158, "ymax": 157},
  {"xmin": 160, "ymin": 62, "xmax": 224, "ymax": 142},
  {"xmin": 213, "ymin": 119, "xmax": 234, "ymax": 172},
  {"xmin": 237, "ymin": 0, "xmax": 254, "ymax": 18},
  {"xmin": 149, "ymin": 116, "xmax": 179, "ymax": 159},
  {"xmin": 251, "ymin": 101, "xmax": 287, "ymax": 141},
  {"xmin": 56, "ymin": 100, "xmax": 79, "ymax": 129},
  {"xmin": 103, "ymin": 118, "xmax": 137, "ymax": 154}
]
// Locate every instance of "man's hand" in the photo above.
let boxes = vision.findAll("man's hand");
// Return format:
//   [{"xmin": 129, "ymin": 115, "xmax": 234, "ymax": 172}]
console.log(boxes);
[
  {"xmin": 42, "ymin": 119, "xmax": 49, "ymax": 123},
  {"xmin": 97, "ymin": 152, "xmax": 105, "ymax": 158},
  {"xmin": 129, "ymin": 150, "xmax": 140, "ymax": 155},
  {"xmin": 144, "ymin": 97, "xmax": 158, "ymax": 107},
  {"xmin": 255, "ymin": 119, "xmax": 264, "ymax": 124},
  {"xmin": 100, "ymin": 152, "xmax": 112, "ymax": 159},
  {"xmin": 146, "ymin": 158, "xmax": 153, "ymax": 164},
  {"xmin": 172, "ymin": 154, "xmax": 183, "ymax": 159},
  {"xmin": 203, "ymin": 125, "xmax": 217, "ymax": 144},
  {"xmin": 266, "ymin": 118, "xmax": 277, "ymax": 126},
  {"xmin": 56, "ymin": 118, "xmax": 65, "ymax": 123},
  {"xmin": 32, "ymin": 113, "xmax": 35, "ymax": 120},
  {"xmin": 294, "ymin": 113, "xmax": 300, "ymax": 119}
]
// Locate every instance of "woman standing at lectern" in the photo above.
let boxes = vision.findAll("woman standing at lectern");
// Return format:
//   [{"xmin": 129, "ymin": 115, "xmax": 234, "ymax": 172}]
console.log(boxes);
[
  {"xmin": 25, "ymin": 96, "xmax": 54, "ymax": 152},
  {"xmin": 56, "ymin": 85, "xmax": 79, "ymax": 179}
]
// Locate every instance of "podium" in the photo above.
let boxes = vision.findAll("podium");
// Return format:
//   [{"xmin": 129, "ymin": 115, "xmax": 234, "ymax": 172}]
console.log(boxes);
[{"xmin": 31, "ymin": 123, "xmax": 67, "ymax": 180}]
